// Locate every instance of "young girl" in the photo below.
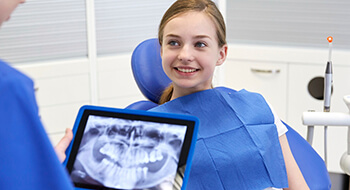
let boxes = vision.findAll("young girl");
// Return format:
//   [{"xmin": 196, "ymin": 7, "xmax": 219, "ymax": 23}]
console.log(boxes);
[
  {"xmin": 57, "ymin": 0, "xmax": 310, "ymax": 189},
  {"xmin": 150, "ymin": 0, "xmax": 309, "ymax": 189}
]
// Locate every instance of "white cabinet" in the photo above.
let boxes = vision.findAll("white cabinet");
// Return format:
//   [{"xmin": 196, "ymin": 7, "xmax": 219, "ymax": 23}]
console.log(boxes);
[
  {"xmin": 15, "ymin": 55, "xmax": 144, "ymax": 145},
  {"xmin": 97, "ymin": 55, "xmax": 144, "ymax": 108},
  {"xmin": 225, "ymin": 59, "xmax": 288, "ymax": 121},
  {"xmin": 17, "ymin": 60, "xmax": 91, "ymax": 145}
]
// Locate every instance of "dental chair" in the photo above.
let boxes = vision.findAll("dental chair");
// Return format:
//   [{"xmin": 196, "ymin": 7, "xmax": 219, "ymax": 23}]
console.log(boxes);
[{"xmin": 126, "ymin": 38, "xmax": 332, "ymax": 190}]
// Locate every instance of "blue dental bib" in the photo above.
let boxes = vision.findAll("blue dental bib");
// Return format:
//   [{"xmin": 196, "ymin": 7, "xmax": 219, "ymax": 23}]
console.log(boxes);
[{"xmin": 150, "ymin": 88, "xmax": 288, "ymax": 190}]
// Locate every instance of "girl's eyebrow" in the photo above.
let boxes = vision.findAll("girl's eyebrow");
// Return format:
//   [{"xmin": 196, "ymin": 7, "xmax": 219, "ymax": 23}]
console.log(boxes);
[
  {"xmin": 194, "ymin": 35, "xmax": 212, "ymax": 40},
  {"xmin": 165, "ymin": 34, "xmax": 212, "ymax": 40},
  {"xmin": 164, "ymin": 34, "xmax": 180, "ymax": 38}
]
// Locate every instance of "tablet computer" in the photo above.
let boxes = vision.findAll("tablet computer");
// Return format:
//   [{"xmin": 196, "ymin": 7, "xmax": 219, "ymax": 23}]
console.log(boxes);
[{"xmin": 64, "ymin": 105, "xmax": 199, "ymax": 190}]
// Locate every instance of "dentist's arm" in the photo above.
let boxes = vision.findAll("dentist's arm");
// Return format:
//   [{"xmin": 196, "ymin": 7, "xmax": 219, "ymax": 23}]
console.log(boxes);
[
  {"xmin": 279, "ymin": 134, "xmax": 310, "ymax": 190},
  {"xmin": 54, "ymin": 128, "xmax": 73, "ymax": 163}
]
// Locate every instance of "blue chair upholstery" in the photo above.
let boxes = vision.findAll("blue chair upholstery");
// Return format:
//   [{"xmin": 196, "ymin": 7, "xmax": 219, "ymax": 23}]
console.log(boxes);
[
  {"xmin": 126, "ymin": 38, "xmax": 332, "ymax": 190},
  {"xmin": 284, "ymin": 121, "xmax": 331, "ymax": 190},
  {"xmin": 131, "ymin": 38, "xmax": 171, "ymax": 104}
]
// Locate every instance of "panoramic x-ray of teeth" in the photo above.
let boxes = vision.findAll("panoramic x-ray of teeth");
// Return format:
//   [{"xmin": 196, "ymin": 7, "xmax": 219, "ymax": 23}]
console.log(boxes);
[{"xmin": 71, "ymin": 115, "xmax": 187, "ymax": 190}]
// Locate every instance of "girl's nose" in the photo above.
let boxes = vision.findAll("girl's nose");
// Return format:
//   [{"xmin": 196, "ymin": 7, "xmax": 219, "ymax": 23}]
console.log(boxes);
[{"xmin": 178, "ymin": 45, "xmax": 194, "ymax": 63}]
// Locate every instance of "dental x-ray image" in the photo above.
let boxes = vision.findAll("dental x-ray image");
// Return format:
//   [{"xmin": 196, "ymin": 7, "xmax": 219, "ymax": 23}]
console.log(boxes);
[{"xmin": 70, "ymin": 115, "xmax": 187, "ymax": 190}]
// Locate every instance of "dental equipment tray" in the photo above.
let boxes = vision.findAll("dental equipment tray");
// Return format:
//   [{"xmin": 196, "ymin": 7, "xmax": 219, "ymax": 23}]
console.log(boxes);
[{"xmin": 64, "ymin": 105, "xmax": 199, "ymax": 190}]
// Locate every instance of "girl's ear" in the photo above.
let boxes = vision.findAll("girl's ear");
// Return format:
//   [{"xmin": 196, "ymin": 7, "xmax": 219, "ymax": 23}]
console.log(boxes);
[{"xmin": 216, "ymin": 44, "xmax": 228, "ymax": 66}]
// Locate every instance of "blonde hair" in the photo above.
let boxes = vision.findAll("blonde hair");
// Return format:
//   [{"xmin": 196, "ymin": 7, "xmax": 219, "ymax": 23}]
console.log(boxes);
[
  {"xmin": 158, "ymin": 0, "xmax": 226, "ymax": 104},
  {"xmin": 159, "ymin": 85, "xmax": 174, "ymax": 104}
]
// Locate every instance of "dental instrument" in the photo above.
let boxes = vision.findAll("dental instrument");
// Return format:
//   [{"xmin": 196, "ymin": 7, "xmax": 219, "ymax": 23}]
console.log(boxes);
[{"xmin": 323, "ymin": 36, "xmax": 333, "ymax": 167}]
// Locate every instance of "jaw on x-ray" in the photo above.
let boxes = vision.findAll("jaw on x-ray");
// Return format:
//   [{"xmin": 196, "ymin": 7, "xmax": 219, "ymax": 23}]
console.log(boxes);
[{"xmin": 71, "ymin": 115, "xmax": 187, "ymax": 189}]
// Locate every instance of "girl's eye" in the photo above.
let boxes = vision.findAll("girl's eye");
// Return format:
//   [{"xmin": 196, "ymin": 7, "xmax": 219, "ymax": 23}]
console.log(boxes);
[
  {"xmin": 168, "ymin": 40, "xmax": 179, "ymax": 46},
  {"xmin": 195, "ymin": 42, "xmax": 206, "ymax": 48}
]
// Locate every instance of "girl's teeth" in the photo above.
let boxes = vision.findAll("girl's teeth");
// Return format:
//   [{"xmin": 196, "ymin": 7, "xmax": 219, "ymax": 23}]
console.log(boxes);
[{"xmin": 177, "ymin": 68, "xmax": 196, "ymax": 73}]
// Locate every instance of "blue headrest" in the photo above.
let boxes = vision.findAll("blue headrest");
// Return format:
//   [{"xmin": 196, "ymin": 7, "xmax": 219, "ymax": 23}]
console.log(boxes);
[{"xmin": 131, "ymin": 38, "xmax": 171, "ymax": 104}]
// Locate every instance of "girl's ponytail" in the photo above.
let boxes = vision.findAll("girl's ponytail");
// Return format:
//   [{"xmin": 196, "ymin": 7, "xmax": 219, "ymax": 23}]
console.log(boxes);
[{"xmin": 159, "ymin": 83, "xmax": 173, "ymax": 104}]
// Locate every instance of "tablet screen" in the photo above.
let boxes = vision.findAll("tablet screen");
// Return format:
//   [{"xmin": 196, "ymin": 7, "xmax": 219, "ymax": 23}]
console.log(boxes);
[{"xmin": 65, "ymin": 106, "xmax": 198, "ymax": 190}]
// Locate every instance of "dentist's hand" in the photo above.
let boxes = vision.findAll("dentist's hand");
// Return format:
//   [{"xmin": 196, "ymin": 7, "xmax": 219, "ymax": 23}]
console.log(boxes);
[{"xmin": 54, "ymin": 128, "xmax": 73, "ymax": 163}]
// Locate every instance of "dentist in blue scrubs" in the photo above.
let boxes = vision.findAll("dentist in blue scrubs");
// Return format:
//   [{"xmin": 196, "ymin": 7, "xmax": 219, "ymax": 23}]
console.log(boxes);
[{"xmin": 0, "ymin": 0, "xmax": 74, "ymax": 189}]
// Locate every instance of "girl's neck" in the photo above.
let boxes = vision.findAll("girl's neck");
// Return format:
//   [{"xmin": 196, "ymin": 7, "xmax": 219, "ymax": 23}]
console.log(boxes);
[{"xmin": 170, "ymin": 85, "xmax": 213, "ymax": 101}]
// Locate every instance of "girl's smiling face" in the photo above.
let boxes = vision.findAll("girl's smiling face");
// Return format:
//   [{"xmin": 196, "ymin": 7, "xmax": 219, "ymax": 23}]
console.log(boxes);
[{"xmin": 161, "ymin": 11, "xmax": 227, "ymax": 100}]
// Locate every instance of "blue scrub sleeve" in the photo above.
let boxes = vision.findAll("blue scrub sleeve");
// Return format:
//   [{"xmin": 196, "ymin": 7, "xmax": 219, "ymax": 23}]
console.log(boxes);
[{"xmin": 0, "ymin": 61, "xmax": 74, "ymax": 190}]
